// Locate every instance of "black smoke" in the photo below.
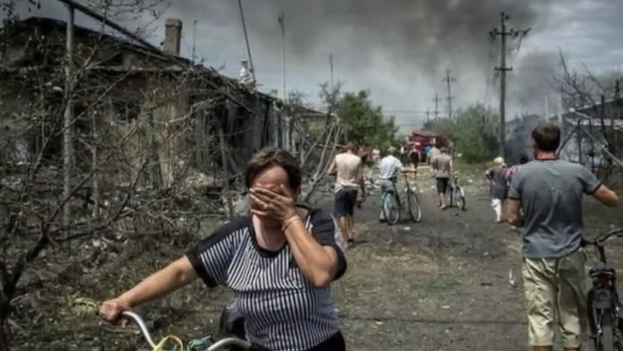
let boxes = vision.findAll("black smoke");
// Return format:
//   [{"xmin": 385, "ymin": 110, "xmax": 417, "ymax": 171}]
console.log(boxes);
[{"xmin": 211, "ymin": 0, "xmax": 555, "ymax": 84}]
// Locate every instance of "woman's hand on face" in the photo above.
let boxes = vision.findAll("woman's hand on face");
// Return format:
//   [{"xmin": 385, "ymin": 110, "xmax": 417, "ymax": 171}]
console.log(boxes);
[
  {"xmin": 99, "ymin": 298, "xmax": 132, "ymax": 326},
  {"xmin": 249, "ymin": 184, "xmax": 298, "ymax": 223}
]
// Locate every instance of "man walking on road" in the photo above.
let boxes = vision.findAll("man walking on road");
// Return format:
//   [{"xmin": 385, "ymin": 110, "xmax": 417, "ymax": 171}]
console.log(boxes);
[
  {"xmin": 325, "ymin": 142, "xmax": 365, "ymax": 249},
  {"xmin": 506, "ymin": 123, "xmax": 619, "ymax": 351},
  {"xmin": 430, "ymin": 146, "xmax": 452, "ymax": 209}
]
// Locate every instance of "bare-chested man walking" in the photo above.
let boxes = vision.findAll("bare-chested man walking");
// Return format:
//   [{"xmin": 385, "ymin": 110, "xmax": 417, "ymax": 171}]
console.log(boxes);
[
  {"xmin": 430, "ymin": 146, "xmax": 453, "ymax": 209},
  {"xmin": 325, "ymin": 142, "xmax": 365, "ymax": 248}
]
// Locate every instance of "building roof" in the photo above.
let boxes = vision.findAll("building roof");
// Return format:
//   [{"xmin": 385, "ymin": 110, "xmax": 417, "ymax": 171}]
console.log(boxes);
[
  {"xmin": 0, "ymin": 16, "xmax": 286, "ymax": 106},
  {"xmin": 543, "ymin": 96, "xmax": 623, "ymax": 122}
]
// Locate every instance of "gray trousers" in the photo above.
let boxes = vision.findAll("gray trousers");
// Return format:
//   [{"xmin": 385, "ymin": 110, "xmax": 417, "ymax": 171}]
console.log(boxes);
[{"xmin": 379, "ymin": 179, "xmax": 396, "ymax": 219}]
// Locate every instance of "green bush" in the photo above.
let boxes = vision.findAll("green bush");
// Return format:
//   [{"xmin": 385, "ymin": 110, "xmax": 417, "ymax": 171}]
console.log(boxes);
[{"xmin": 428, "ymin": 104, "xmax": 500, "ymax": 164}]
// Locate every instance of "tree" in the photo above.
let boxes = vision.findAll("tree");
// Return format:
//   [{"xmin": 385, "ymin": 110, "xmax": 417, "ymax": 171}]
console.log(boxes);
[
  {"xmin": 429, "ymin": 104, "xmax": 499, "ymax": 164},
  {"xmin": 0, "ymin": 2, "xmax": 211, "ymax": 349},
  {"xmin": 554, "ymin": 51, "xmax": 623, "ymax": 181},
  {"xmin": 333, "ymin": 90, "xmax": 398, "ymax": 149}
]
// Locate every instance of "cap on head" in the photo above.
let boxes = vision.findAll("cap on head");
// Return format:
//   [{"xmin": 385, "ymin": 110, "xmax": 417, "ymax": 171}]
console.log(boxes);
[
  {"xmin": 493, "ymin": 156, "xmax": 505, "ymax": 165},
  {"xmin": 387, "ymin": 146, "xmax": 396, "ymax": 154}
]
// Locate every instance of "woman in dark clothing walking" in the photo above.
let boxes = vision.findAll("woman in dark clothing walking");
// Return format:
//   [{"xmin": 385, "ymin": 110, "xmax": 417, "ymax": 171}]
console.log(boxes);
[{"xmin": 485, "ymin": 156, "xmax": 509, "ymax": 223}]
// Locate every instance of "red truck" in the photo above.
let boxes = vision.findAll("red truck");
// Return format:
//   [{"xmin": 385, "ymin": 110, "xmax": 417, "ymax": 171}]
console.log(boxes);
[
  {"xmin": 407, "ymin": 130, "xmax": 450, "ymax": 162},
  {"xmin": 408, "ymin": 131, "xmax": 448, "ymax": 150}
]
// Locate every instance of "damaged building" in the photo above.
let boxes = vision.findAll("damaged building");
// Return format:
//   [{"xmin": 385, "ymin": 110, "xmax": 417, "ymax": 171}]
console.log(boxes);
[
  {"xmin": 0, "ymin": 16, "xmax": 322, "ymax": 192},
  {"xmin": 505, "ymin": 97, "xmax": 623, "ymax": 171}
]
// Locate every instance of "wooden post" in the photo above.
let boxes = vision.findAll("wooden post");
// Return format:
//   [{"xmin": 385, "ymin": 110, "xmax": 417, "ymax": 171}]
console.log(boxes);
[
  {"xmin": 556, "ymin": 124, "xmax": 577, "ymax": 157},
  {"xmin": 218, "ymin": 126, "xmax": 234, "ymax": 219},
  {"xmin": 577, "ymin": 119, "xmax": 582, "ymax": 164},
  {"xmin": 589, "ymin": 118, "xmax": 595, "ymax": 172},
  {"xmin": 604, "ymin": 94, "xmax": 613, "ymax": 146},
  {"xmin": 63, "ymin": 5, "xmax": 75, "ymax": 229}
]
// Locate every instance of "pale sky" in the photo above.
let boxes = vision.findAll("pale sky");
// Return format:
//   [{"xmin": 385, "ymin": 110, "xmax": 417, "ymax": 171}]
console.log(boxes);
[{"xmin": 6, "ymin": 0, "xmax": 623, "ymax": 133}]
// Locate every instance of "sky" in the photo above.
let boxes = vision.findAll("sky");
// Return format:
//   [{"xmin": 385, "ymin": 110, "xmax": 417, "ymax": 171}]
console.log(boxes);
[{"xmin": 6, "ymin": 0, "xmax": 623, "ymax": 133}]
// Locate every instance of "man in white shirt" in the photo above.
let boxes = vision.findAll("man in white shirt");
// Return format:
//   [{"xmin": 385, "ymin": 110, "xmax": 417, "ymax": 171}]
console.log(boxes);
[
  {"xmin": 325, "ymin": 142, "xmax": 365, "ymax": 248},
  {"xmin": 378, "ymin": 146, "xmax": 404, "ymax": 222}
]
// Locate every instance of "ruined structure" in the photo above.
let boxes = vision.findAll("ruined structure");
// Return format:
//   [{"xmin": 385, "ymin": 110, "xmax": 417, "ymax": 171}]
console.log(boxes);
[{"xmin": 0, "ymin": 16, "xmax": 323, "ymax": 191}]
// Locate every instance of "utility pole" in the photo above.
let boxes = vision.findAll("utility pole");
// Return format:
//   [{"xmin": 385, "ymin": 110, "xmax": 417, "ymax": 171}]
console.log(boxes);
[
  {"xmin": 432, "ymin": 93, "xmax": 441, "ymax": 120},
  {"xmin": 442, "ymin": 69, "xmax": 455, "ymax": 119},
  {"xmin": 278, "ymin": 12, "xmax": 286, "ymax": 102},
  {"xmin": 191, "ymin": 20, "xmax": 197, "ymax": 62},
  {"xmin": 329, "ymin": 53, "xmax": 334, "ymax": 92},
  {"xmin": 490, "ymin": 12, "xmax": 530, "ymax": 158},
  {"xmin": 238, "ymin": 0, "xmax": 256, "ymax": 84}
]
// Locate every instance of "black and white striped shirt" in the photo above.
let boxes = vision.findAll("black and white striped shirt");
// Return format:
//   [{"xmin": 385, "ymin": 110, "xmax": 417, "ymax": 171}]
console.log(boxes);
[{"xmin": 186, "ymin": 208, "xmax": 347, "ymax": 351}]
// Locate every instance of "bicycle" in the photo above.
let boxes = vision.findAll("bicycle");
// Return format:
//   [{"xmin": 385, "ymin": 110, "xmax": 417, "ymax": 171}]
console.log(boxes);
[
  {"xmin": 121, "ymin": 310, "xmax": 270, "ymax": 351},
  {"xmin": 444, "ymin": 173, "xmax": 466, "ymax": 210},
  {"xmin": 381, "ymin": 170, "xmax": 422, "ymax": 225},
  {"xmin": 583, "ymin": 228, "xmax": 623, "ymax": 351}
]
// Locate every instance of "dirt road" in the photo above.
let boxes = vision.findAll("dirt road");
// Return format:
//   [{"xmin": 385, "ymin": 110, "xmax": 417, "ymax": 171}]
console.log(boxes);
[
  {"xmin": 334, "ymin": 175, "xmax": 622, "ymax": 351},
  {"xmin": 12, "ymin": 171, "xmax": 623, "ymax": 351}
]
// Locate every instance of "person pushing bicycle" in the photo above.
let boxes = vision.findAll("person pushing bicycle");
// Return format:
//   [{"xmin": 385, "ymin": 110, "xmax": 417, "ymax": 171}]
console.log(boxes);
[
  {"xmin": 377, "ymin": 146, "xmax": 415, "ymax": 222},
  {"xmin": 506, "ymin": 123, "xmax": 618, "ymax": 351}
]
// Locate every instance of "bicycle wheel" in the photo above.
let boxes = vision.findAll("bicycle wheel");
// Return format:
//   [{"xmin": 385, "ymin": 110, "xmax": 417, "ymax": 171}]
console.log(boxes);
[
  {"xmin": 382, "ymin": 191, "xmax": 400, "ymax": 225},
  {"xmin": 597, "ymin": 313, "xmax": 616, "ymax": 351},
  {"xmin": 445, "ymin": 186, "xmax": 454, "ymax": 207},
  {"xmin": 407, "ymin": 190, "xmax": 422, "ymax": 223},
  {"xmin": 455, "ymin": 186, "xmax": 466, "ymax": 211}
]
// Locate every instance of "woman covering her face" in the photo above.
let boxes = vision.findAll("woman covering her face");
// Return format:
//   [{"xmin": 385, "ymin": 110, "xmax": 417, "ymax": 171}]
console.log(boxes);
[{"xmin": 99, "ymin": 147, "xmax": 347, "ymax": 351}]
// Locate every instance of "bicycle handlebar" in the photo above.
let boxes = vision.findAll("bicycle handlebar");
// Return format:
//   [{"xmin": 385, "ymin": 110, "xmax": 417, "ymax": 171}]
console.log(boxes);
[
  {"xmin": 121, "ymin": 311, "xmax": 258, "ymax": 351},
  {"xmin": 583, "ymin": 228, "xmax": 623, "ymax": 247}
]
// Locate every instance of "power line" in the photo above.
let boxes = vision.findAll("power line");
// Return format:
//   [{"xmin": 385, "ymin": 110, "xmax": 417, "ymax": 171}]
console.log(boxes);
[
  {"xmin": 490, "ymin": 12, "xmax": 530, "ymax": 158},
  {"xmin": 442, "ymin": 69, "xmax": 456, "ymax": 119}
]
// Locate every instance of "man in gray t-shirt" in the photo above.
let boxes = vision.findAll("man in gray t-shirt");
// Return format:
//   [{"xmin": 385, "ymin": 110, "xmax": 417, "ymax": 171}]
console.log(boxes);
[{"xmin": 506, "ymin": 123, "xmax": 618, "ymax": 351}]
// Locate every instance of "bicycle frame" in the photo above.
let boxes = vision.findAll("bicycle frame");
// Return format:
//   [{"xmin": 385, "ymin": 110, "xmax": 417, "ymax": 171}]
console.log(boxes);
[
  {"xmin": 121, "ymin": 311, "xmax": 269, "ymax": 351},
  {"xmin": 403, "ymin": 171, "xmax": 416, "ymax": 193},
  {"xmin": 390, "ymin": 171, "xmax": 417, "ymax": 204}
]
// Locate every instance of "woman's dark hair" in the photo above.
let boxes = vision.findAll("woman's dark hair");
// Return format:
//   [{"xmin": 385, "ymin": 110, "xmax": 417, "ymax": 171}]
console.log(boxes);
[
  {"xmin": 244, "ymin": 146, "xmax": 302, "ymax": 190},
  {"xmin": 519, "ymin": 154, "xmax": 529, "ymax": 164}
]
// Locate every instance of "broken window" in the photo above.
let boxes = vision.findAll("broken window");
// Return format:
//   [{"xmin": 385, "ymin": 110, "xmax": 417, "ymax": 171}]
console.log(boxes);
[{"xmin": 112, "ymin": 100, "xmax": 141, "ymax": 123}]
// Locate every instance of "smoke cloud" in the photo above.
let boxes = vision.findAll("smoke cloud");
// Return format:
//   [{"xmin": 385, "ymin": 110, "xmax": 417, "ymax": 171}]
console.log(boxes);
[
  {"xmin": 207, "ymin": 1, "xmax": 555, "ymax": 99},
  {"xmin": 218, "ymin": 1, "xmax": 553, "ymax": 75},
  {"xmin": 8, "ymin": 0, "xmax": 564, "ymax": 118}
]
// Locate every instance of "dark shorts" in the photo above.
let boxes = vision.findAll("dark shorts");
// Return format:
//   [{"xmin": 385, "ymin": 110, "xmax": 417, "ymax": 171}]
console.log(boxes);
[
  {"xmin": 436, "ymin": 177, "xmax": 449, "ymax": 194},
  {"xmin": 306, "ymin": 331, "xmax": 346, "ymax": 351},
  {"xmin": 334, "ymin": 188, "xmax": 358, "ymax": 217},
  {"xmin": 409, "ymin": 152, "xmax": 420, "ymax": 165}
]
